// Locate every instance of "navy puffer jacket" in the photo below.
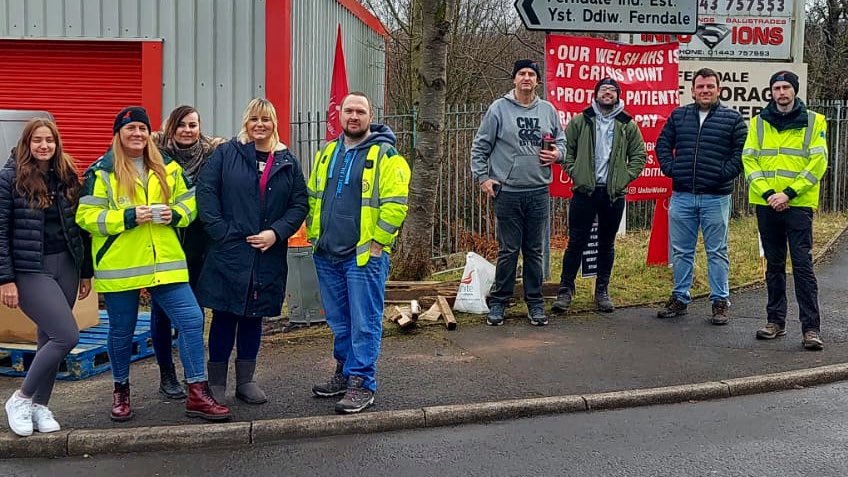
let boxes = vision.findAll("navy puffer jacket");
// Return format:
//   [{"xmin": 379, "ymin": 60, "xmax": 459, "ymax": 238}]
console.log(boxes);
[{"xmin": 657, "ymin": 102, "xmax": 747, "ymax": 195}]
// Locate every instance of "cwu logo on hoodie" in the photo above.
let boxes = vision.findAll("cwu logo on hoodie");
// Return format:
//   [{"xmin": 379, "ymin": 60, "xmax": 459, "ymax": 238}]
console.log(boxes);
[{"xmin": 516, "ymin": 117, "xmax": 541, "ymax": 147}]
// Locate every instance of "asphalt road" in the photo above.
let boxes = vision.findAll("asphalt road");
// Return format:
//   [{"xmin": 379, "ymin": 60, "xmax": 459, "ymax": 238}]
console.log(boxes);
[{"xmin": 4, "ymin": 381, "xmax": 848, "ymax": 477}]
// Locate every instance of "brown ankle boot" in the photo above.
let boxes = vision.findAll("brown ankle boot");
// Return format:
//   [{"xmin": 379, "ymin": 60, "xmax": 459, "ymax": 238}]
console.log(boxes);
[
  {"xmin": 111, "ymin": 382, "xmax": 133, "ymax": 422},
  {"xmin": 185, "ymin": 382, "xmax": 231, "ymax": 421}
]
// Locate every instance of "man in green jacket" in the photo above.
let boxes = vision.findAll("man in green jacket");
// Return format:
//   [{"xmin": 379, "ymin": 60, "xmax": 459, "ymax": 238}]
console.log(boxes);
[{"xmin": 552, "ymin": 78, "xmax": 647, "ymax": 314}]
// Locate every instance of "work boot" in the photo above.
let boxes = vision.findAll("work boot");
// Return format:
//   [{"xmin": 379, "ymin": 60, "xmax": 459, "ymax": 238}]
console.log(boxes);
[
  {"xmin": 110, "ymin": 382, "xmax": 133, "ymax": 422},
  {"xmin": 312, "ymin": 362, "xmax": 347, "ymax": 397},
  {"xmin": 710, "ymin": 299, "xmax": 730, "ymax": 326},
  {"xmin": 756, "ymin": 322, "xmax": 786, "ymax": 340},
  {"xmin": 595, "ymin": 285, "xmax": 614, "ymax": 313},
  {"xmin": 486, "ymin": 302, "xmax": 505, "ymax": 326},
  {"xmin": 657, "ymin": 296, "xmax": 688, "ymax": 318},
  {"xmin": 235, "ymin": 359, "xmax": 268, "ymax": 404},
  {"xmin": 335, "ymin": 376, "xmax": 375, "ymax": 414},
  {"xmin": 802, "ymin": 331, "xmax": 824, "ymax": 351},
  {"xmin": 207, "ymin": 361, "xmax": 228, "ymax": 401},
  {"xmin": 185, "ymin": 382, "xmax": 231, "ymax": 421},
  {"xmin": 551, "ymin": 288, "xmax": 573, "ymax": 313},
  {"xmin": 158, "ymin": 363, "xmax": 187, "ymax": 400}
]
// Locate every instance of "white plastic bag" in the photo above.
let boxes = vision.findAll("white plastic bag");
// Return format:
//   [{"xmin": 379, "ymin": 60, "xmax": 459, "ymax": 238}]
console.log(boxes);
[{"xmin": 453, "ymin": 252, "xmax": 496, "ymax": 314}]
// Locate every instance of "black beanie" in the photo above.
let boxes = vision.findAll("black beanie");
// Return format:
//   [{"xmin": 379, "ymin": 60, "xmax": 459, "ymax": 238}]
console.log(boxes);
[
  {"xmin": 113, "ymin": 106, "xmax": 151, "ymax": 134},
  {"xmin": 512, "ymin": 59, "xmax": 541, "ymax": 79},
  {"xmin": 769, "ymin": 71, "xmax": 799, "ymax": 94},
  {"xmin": 595, "ymin": 78, "xmax": 621, "ymax": 97}
]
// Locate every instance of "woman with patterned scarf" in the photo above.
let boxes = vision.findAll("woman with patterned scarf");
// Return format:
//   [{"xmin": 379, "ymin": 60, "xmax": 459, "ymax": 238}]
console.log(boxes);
[{"xmin": 149, "ymin": 106, "xmax": 224, "ymax": 400}]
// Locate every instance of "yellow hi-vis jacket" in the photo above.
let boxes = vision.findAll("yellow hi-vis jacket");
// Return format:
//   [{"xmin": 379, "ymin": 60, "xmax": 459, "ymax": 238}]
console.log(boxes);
[
  {"xmin": 306, "ymin": 140, "xmax": 410, "ymax": 266},
  {"xmin": 76, "ymin": 150, "xmax": 196, "ymax": 292},
  {"xmin": 742, "ymin": 108, "xmax": 828, "ymax": 209}
]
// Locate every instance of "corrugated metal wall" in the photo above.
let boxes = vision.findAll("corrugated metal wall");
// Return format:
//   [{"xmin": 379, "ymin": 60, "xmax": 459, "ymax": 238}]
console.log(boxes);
[
  {"xmin": 0, "ymin": 0, "xmax": 265, "ymax": 138},
  {"xmin": 290, "ymin": 0, "xmax": 386, "ymax": 122},
  {"xmin": 0, "ymin": 0, "xmax": 386, "ymax": 145}
]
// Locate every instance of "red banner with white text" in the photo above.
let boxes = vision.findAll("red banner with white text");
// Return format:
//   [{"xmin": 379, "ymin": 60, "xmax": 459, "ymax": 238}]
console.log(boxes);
[{"xmin": 545, "ymin": 35, "xmax": 678, "ymax": 201}]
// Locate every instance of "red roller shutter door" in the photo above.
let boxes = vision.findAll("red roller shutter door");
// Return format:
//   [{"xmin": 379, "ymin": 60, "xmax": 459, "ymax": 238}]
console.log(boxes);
[{"xmin": 0, "ymin": 39, "xmax": 162, "ymax": 172}]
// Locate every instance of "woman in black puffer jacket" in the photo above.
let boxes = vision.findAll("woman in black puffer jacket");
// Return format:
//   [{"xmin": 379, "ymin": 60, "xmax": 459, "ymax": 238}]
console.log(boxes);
[{"xmin": 0, "ymin": 118, "xmax": 93, "ymax": 437}]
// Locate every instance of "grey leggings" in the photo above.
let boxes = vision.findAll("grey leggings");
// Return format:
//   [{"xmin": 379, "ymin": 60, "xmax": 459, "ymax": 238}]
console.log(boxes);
[{"xmin": 17, "ymin": 251, "xmax": 80, "ymax": 405}]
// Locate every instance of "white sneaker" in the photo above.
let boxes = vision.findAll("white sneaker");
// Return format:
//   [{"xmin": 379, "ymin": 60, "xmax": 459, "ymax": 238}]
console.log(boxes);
[
  {"xmin": 31, "ymin": 404, "xmax": 60, "ymax": 433},
  {"xmin": 4, "ymin": 391, "xmax": 33, "ymax": 437}
]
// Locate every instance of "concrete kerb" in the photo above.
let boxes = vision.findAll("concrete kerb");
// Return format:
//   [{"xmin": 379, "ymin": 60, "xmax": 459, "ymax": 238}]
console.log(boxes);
[
  {"xmin": 252, "ymin": 409, "xmax": 426, "ymax": 443},
  {"xmin": 5, "ymin": 363, "xmax": 848, "ymax": 459}
]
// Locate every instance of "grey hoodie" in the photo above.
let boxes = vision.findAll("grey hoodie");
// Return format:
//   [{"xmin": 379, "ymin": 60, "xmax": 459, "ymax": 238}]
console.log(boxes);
[
  {"xmin": 591, "ymin": 99, "xmax": 625, "ymax": 185},
  {"xmin": 471, "ymin": 91, "xmax": 565, "ymax": 192}
]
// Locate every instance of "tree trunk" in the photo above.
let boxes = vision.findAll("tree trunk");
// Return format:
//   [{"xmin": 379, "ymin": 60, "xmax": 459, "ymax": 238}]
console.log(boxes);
[{"xmin": 394, "ymin": 0, "xmax": 455, "ymax": 280}]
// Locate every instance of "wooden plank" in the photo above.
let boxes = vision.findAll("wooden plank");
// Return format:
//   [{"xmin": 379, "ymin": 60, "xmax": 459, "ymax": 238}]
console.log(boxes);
[
  {"xmin": 417, "ymin": 302, "xmax": 442, "ymax": 322},
  {"xmin": 436, "ymin": 296, "xmax": 457, "ymax": 330}
]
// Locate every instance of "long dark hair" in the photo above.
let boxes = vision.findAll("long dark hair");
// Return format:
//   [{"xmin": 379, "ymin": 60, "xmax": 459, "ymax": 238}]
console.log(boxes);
[
  {"xmin": 14, "ymin": 118, "xmax": 80, "ymax": 209},
  {"xmin": 162, "ymin": 105, "xmax": 199, "ymax": 141}
]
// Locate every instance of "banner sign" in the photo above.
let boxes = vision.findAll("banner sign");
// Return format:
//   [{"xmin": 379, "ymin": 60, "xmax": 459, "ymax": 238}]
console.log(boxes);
[{"xmin": 545, "ymin": 35, "xmax": 678, "ymax": 201}]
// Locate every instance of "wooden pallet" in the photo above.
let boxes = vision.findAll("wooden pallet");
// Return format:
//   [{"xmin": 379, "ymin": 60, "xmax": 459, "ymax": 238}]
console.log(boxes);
[{"xmin": 0, "ymin": 311, "xmax": 157, "ymax": 381}]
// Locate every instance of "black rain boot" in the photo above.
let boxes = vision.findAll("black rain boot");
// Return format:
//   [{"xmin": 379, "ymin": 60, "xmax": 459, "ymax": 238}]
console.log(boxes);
[
  {"xmin": 158, "ymin": 363, "xmax": 187, "ymax": 400},
  {"xmin": 235, "ymin": 359, "xmax": 268, "ymax": 404}
]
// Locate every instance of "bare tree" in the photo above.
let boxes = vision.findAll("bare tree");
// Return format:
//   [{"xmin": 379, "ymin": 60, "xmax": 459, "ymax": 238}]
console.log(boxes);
[
  {"xmin": 806, "ymin": 0, "xmax": 848, "ymax": 100},
  {"xmin": 365, "ymin": 0, "xmax": 544, "ymax": 110},
  {"xmin": 393, "ymin": 0, "xmax": 456, "ymax": 279}
]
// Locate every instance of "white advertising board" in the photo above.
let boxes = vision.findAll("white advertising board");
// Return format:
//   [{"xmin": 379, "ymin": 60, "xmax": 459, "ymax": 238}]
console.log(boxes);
[
  {"xmin": 697, "ymin": 0, "xmax": 793, "ymax": 17},
  {"xmin": 635, "ymin": 15, "xmax": 792, "ymax": 60},
  {"xmin": 634, "ymin": 0, "xmax": 794, "ymax": 59},
  {"xmin": 677, "ymin": 61, "xmax": 807, "ymax": 121}
]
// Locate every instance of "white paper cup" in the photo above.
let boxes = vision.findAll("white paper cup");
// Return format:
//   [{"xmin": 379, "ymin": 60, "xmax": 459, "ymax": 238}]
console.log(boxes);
[{"xmin": 150, "ymin": 204, "xmax": 168, "ymax": 224}]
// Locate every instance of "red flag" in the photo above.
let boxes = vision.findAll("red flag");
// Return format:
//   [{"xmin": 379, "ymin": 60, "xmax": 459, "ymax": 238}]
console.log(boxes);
[{"xmin": 326, "ymin": 24, "xmax": 349, "ymax": 142}]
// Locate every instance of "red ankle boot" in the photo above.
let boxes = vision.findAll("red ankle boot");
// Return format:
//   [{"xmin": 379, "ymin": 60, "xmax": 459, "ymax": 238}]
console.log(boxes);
[
  {"xmin": 111, "ymin": 382, "xmax": 133, "ymax": 422},
  {"xmin": 186, "ymin": 381, "xmax": 231, "ymax": 421}
]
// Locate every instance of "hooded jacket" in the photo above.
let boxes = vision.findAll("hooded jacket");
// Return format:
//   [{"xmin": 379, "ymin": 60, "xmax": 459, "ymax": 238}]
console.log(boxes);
[
  {"xmin": 196, "ymin": 138, "xmax": 309, "ymax": 317},
  {"xmin": 76, "ymin": 149, "xmax": 193, "ymax": 292},
  {"xmin": 471, "ymin": 91, "xmax": 565, "ymax": 192},
  {"xmin": 560, "ymin": 102, "xmax": 647, "ymax": 202},
  {"xmin": 743, "ymin": 99, "xmax": 828, "ymax": 209},
  {"xmin": 307, "ymin": 124, "xmax": 410, "ymax": 267}
]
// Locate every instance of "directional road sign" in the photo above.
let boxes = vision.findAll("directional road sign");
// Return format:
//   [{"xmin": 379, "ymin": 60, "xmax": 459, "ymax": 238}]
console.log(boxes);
[{"xmin": 514, "ymin": 0, "xmax": 698, "ymax": 34}]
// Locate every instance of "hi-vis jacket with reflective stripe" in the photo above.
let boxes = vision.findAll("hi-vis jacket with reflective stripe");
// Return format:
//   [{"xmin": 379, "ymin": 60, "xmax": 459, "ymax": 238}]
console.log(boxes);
[
  {"xmin": 307, "ymin": 138, "xmax": 410, "ymax": 267},
  {"xmin": 743, "ymin": 106, "xmax": 828, "ymax": 209},
  {"xmin": 76, "ymin": 150, "xmax": 196, "ymax": 292}
]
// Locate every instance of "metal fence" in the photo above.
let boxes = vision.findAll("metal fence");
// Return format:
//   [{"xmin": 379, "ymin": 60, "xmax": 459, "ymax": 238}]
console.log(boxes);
[{"xmin": 290, "ymin": 100, "xmax": 848, "ymax": 259}]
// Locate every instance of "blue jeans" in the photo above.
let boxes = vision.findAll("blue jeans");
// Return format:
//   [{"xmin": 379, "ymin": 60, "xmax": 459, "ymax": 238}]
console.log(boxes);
[
  {"xmin": 313, "ymin": 251, "xmax": 390, "ymax": 392},
  {"xmin": 668, "ymin": 192, "xmax": 731, "ymax": 304},
  {"xmin": 103, "ymin": 283, "xmax": 207, "ymax": 384},
  {"xmin": 490, "ymin": 189, "xmax": 549, "ymax": 308}
]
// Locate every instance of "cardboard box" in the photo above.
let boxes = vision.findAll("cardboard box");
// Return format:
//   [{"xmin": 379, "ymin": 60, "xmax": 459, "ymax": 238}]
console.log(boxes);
[{"xmin": 0, "ymin": 290, "xmax": 100, "ymax": 344}]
